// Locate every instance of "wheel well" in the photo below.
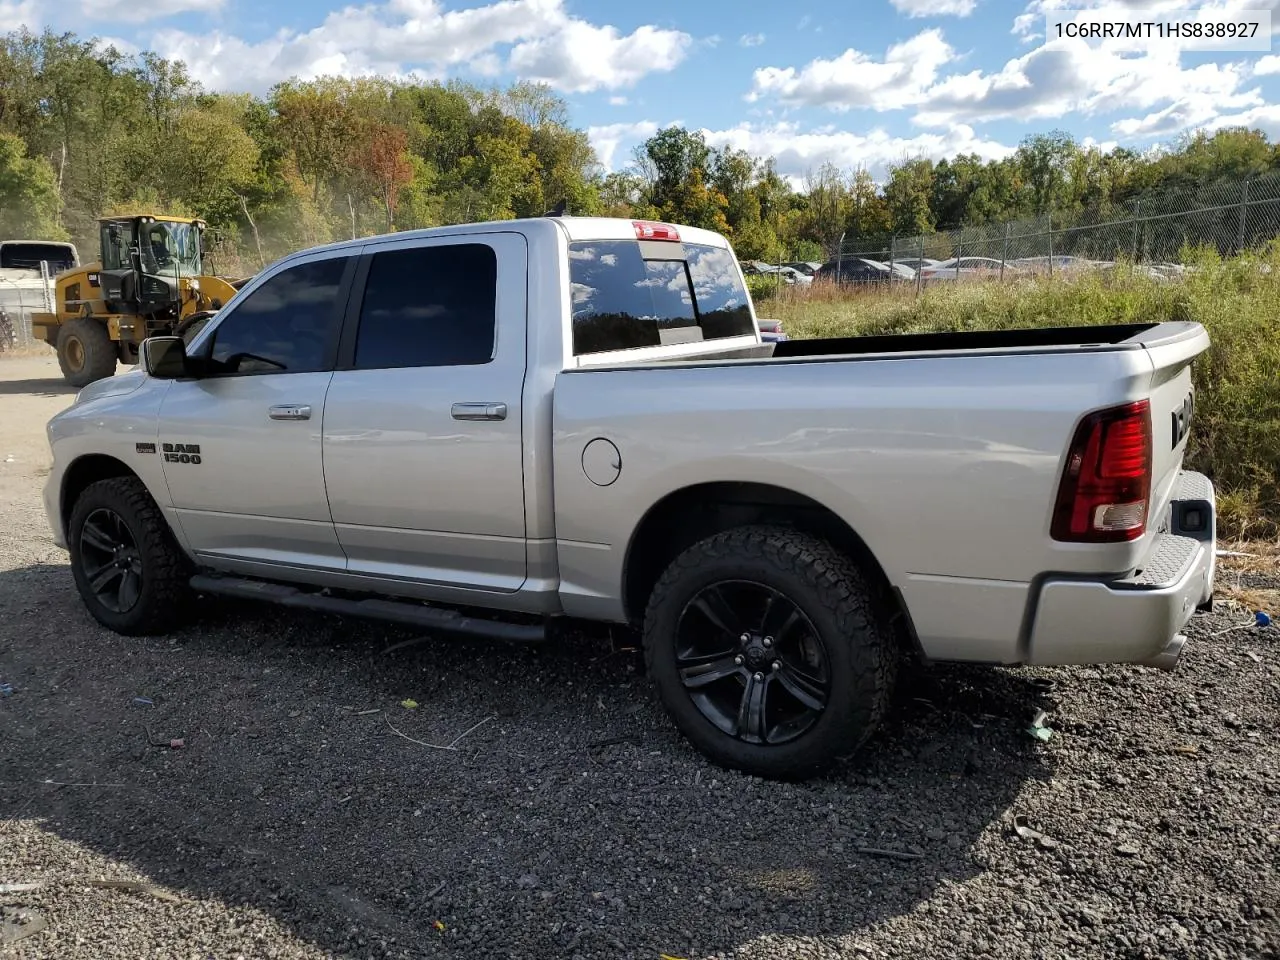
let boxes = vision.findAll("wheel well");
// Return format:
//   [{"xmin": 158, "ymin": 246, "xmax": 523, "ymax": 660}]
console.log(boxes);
[
  {"xmin": 59, "ymin": 454, "xmax": 137, "ymax": 537},
  {"xmin": 622, "ymin": 482, "xmax": 917, "ymax": 650}
]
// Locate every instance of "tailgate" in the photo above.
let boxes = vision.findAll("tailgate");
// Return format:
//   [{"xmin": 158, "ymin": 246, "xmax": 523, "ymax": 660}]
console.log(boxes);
[{"xmin": 1133, "ymin": 323, "xmax": 1210, "ymax": 530}]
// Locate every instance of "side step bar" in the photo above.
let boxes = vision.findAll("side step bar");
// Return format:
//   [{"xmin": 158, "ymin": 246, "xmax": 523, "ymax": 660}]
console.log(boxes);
[{"xmin": 189, "ymin": 574, "xmax": 547, "ymax": 643}]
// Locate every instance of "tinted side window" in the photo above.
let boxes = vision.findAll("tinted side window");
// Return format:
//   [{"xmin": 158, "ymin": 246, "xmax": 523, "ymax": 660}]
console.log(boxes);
[
  {"xmin": 207, "ymin": 257, "xmax": 348, "ymax": 375},
  {"xmin": 569, "ymin": 240, "xmax": 752, "ymax": 356},
  {"xmin": 354, "ymin": 244, "xmax": 497, "ymax": 369}
]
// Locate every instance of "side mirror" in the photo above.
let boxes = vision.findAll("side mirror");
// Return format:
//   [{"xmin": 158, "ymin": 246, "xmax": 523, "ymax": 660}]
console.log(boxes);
[{"xmin": 140, "ymin": 336, "xmax": 190, "ymax": 379}]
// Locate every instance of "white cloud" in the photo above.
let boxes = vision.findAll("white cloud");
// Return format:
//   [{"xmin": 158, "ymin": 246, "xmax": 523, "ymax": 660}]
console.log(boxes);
[
  {"xmin": 913, "ymin": 37, "xmax": 1261, "ymax": 136},
  {"xmin": 471, "ymin": 52, "xmax": 503, "ymax": 76},
  {"xmin": 1197, "ymin": 103, "xmax": 1280, "ymax": 139},
  {"xmin": 587, "ymin": 120, "xmax": 661, "ymax": 169},
  {"xmin": 608, "ymin": 95, "xmax": 629, "ymax": 106},
  {"xmin": 0, "ymin": 0, "xmax": 37, "ymax": 32},
  {"xmin": 891, "ymin": 0, "xmax": 977, "ymax": 17},
  {"xmin": 149, "ymin": 0, "xmax": 691, "ymax": 95},
  {"xmin": 509, "ymin": 21, "xmax": 692, "ymax": 92},
  {"xmin": 699, "ymin": 121, "xmax": 1015, "ymax": 185},
  {"xmin": 739, "ymin": 33, "xmax": 766, "ymax": 47},
  {"xmin": 1254, "ymin": 54, "xmax": 1280, "ymax": 75},
  {"xmin": 80, "ymin": 0, "xmax": 223, "ymax": 24},
  {"xmin": 748, "ymin": 29, "xmax": 956, "ymax": 111},
  {"xmin": 92, "ymin": 35, "xmax": 140, "ymax": 56}
]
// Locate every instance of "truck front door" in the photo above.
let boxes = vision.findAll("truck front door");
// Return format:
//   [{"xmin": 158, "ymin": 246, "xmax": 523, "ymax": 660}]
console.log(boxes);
[
  {"xmin": 156, "ymin": 251, "xmax": 355, "ymax": 572},
  {"xmin": 321, "ymin": 232, "xmax": 529, "ymax": 594}
]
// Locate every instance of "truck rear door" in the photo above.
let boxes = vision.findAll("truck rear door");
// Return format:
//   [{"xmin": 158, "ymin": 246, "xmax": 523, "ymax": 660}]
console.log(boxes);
[{"xmin": 320, "ymin": 232, "xmax": 530, "ymax": 593}]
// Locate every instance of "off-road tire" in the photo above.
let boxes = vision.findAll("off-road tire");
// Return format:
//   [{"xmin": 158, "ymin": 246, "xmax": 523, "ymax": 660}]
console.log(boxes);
[
  {"xmin": 57, "ymin": 317, "xmax": 117, "ymax": 387},
  {"xmin": 68, "ymin": 477, "xmax": 192, "ymax": 635},
  {"xmin": 643, "ymin": 524, "xmax": 896, "ymax": 780}
]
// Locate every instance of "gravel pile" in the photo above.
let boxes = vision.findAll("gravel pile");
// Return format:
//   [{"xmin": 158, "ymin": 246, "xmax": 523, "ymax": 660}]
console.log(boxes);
[{"xmin": 1, "ymin": 367, "xmax": 1277, "ymax": 960}]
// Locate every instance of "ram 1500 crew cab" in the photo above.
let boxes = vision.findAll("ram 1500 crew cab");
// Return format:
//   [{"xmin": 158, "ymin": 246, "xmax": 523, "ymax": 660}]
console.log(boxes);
[{"xmin": 43, "ymin": 216, "xmax": 1216, "ymax": 780}]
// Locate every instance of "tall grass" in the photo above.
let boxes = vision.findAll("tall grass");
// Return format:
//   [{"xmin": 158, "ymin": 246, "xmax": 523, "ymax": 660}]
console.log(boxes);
[{"xmin": 753, "ymin": 247, "xmax": 1280, "ymax": 540}]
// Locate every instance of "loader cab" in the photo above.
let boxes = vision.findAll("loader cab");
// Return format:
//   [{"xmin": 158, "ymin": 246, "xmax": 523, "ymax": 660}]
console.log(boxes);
[{"xmin": 98, "ymin": 215, "xmax": 205, "ymax": 318}]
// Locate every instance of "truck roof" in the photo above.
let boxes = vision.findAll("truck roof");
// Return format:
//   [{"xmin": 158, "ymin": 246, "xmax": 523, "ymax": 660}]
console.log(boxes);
[{"xmin": 269, "ymin": 216, "xmax": 732, "ymax": 268}]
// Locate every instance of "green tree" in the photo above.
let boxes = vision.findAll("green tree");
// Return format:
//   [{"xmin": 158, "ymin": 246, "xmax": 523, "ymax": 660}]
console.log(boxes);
[
  {"xmin": 1016, "ymin": 130, "xmax": 1078, "ymax": 216},
  {"xmin": 883, "ymin": 157, "xmax": 935, "ymax": 236},
  {"xmin": 0, "ymin": 132, "xmax": 64, "ymax": 238}
]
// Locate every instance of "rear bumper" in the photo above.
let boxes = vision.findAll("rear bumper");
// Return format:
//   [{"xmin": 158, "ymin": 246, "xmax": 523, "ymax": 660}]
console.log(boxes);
[{"xmin": 1027, "ymin": 470, "xmax": 1216, "ymax": 669}]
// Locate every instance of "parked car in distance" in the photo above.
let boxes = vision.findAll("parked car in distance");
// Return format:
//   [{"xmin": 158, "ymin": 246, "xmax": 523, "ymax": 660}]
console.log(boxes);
[
  {"xmin": 784, "ymin": 261, "xmax": 823, "ymax": 277},
  {"xmin": 816, "ymin": 258, "xmax": 915, "ymax": 285},
  {"xmin": 43, "ymin": 215, "xmax": 1217, "ymax": 781},
  {"xmin": 756, "ymin": 317, "xmax": 787, "ymax": 342},
  {"xmin": 892, "ymin": 257, "xmax": 939, "ymax": 272},
  {"xmin": 918, "ymin": 256, "xmax": 1015, "ymax": 282},
  {"xmin": 742, "ymin": 261, "xmax": 811, "ymax": 285}
]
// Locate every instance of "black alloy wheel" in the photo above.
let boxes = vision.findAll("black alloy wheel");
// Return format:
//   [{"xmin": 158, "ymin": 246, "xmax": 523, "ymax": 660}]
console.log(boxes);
[
  {"xmin": 643, "ymin": 524, "xmax": 896, "ymax": 781},
  {"xmin": 68, "ymin": 476, "xmax": 192, "ymax": 635},
  {"xmin": 77, "ymin": 506, "xmax": 145, "ymax": 613},
  {"xmin": 675, "ymin": 580, "xmax": 831, "ymax": 745}
]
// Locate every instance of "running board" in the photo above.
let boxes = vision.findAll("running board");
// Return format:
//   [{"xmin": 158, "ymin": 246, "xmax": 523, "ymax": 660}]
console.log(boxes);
[{"xmin": 189, "ymin": 574, "xmax": 547, "ymax": 643}]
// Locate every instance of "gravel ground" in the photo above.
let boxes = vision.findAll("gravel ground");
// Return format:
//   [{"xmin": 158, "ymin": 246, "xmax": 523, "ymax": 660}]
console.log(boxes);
[{"xmin": 1, "ymin": 353, "xmax": 1278, "ymax": 960}]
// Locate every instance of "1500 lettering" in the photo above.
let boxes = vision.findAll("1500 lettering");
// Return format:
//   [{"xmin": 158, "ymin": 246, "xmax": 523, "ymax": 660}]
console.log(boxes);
[{"xmin": 162, "ymin": 442, "xmax": 202, "ymax": 465}]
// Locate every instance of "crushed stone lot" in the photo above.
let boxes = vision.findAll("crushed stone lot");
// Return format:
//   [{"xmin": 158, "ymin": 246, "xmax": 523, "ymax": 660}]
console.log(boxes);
[{"xmin": 1, "ymin": 352, "xmax": 1278, "ymax": 960}]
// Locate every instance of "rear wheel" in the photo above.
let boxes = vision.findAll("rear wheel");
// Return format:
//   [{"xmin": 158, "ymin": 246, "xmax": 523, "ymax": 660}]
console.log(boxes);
[
  {"xmin": 68, "ymin": 477, "xmax": 192, "ymax": 635},
  {"xmin": 643, "ymin": 525, "xmax": 896, "ymax": 780},
  {"xmin": 57, "ymin": 317, "xmax": 117, "ymax": 387}
]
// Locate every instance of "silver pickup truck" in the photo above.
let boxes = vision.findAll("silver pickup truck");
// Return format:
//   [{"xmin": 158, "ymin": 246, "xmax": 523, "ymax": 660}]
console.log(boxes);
[{"xmin": 42, "ymin": 216, "xmax": 1216, "ymax": 780}]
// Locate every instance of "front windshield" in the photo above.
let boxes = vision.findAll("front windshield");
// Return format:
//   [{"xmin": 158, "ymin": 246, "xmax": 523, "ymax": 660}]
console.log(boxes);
[{"xmin": 141, "ymin": 221, "xmax": 202, "ymax": 278}]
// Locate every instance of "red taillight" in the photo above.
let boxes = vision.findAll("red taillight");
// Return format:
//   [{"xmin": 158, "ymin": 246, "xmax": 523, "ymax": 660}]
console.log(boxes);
[
  {"xmin": 632, "ymin": 220, "xmax": 681, "ymax": 242},
  {"xmin": 1051, "ymin": 399, "xmax": 1153, "ymax": 543}
]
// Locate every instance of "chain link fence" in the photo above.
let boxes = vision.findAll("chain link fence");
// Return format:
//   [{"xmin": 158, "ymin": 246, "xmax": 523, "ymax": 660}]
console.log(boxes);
[
  {"xmin": 0, "ymin": 263, "xmax": 54, "ymax": 352},
  {"xmin": 765, "ymin": 170, "xmax": 1280, "ymax": 295}
]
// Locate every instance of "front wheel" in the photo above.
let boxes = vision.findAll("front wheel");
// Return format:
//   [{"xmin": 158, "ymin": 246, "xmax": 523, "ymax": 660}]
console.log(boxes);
[
  {"xmin": 642, "ymin": 525, "xmax": 896, "ymax": 780},
  {"xmin": 56, "ymin": 317, "xmax": 117, "ymax": 387},
  {"xmin": 67, "ymin": 477, "xmax": 193, "ymax": 635}
]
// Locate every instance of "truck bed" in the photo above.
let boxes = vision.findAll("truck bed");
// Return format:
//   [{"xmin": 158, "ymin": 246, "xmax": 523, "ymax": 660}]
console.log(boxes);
[
  {"xmin": 552, "ymin": 319, "xmax": 1208, "ymax": 663},
  {"xmin": 635, "ymin": 322, "xmax": 1205, "ymax": 366},
  {"xmin": 769, "ymin": 322, "xmax": 1168, "ymax": 358}
]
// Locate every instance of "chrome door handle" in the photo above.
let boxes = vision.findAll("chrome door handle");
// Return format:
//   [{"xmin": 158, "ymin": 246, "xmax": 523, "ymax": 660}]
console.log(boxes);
[
  {"xmin": 269, "ymin": 404, "xmax": 312, "ymax": 421},
  {"xmin": 451, "ymin": 402, "xmax": 507, "ymax": 422}
]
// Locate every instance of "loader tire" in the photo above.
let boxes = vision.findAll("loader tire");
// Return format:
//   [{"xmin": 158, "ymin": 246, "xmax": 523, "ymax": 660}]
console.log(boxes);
[{"xmin": 57, "ymin": 317, "xmax": 117, "ymax": 388}]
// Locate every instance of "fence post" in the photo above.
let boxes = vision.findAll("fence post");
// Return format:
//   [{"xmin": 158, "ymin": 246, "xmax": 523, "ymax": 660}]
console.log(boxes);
[
  {"xmin": 836, "ymin": 230, "xmax": 845, "ymax": 285},
  {"xmin": 889, "ymin": 235, "xmax": 896, "ymax": 275},
  {"xmin": 39, "ymin": 260, "xmax": 53, "ymax": 312},
  {"xmin": 1001, "ymin": 223, "xmax": 1010, "ymax": 282},
  {"xmin": 916, "ymin": 234, "xmax": 924, "ymax": 296},
  {"xmin": 1046, "ymin": 214, "xmax": 1053, "ymax": 279},
  {"xmin": 955, "ymin": 235, "xmax": 962, "ymax": 280},
  {"xmin": 1132, "ymin": 200, "xmax": 1141, "ymax": 262},
  {"xmin": 1238, "ymin": 180, "xmax": 1250, "ymax": 253}
]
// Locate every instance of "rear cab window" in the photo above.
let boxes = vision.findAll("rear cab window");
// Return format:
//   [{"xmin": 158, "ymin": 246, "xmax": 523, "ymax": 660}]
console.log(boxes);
[{"xmin": 568, "ymin": 236, "xmax": 755, "ymax": 359}]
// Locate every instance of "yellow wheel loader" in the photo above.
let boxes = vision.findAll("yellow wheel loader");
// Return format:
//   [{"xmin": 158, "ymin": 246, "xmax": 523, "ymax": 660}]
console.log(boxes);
[{"xmin": 30, "ymin": 215, "xmax": 246, "ymax": 387}]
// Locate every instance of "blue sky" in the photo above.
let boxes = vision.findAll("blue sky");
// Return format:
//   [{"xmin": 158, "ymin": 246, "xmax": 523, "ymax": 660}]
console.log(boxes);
[{"xmin": 8, "ymin": 0, "xmax": 1280, "ymax": 183}]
